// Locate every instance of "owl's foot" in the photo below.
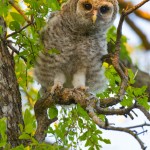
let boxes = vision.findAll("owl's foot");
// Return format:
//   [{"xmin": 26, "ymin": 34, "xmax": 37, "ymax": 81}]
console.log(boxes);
[
  {"xmin": 76, "ymin": 86, "xmax": 89, "ymax": 92},
  {"xmin": 51, "ymin": 82, "xmax": 63, "ymax": 94}
]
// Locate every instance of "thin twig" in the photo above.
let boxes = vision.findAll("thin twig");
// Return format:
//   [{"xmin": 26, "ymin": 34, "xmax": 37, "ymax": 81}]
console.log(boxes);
[
  {"xmin": 6, "ymin": 22, "xmax": 33, "ymax": 39},
  {"xmin": 104, "ymin": 126, "xmax": 146, "ymax": 150},
  {"xmin": 118, "ymin": 0, "xmax": 150, "ymax": 50},
  {"xmin": 126, "ymin": 123, "xmax": 150, "ymax": 129},
  {"xmin": 119, "ymin": 0, "xmax": 150, "ymax": 21},
  {"xmin": 125, "ymin": 16, "xmax": 150, "ymax": 50},
  {"xmin": 115, "ymin": 0, "xmax": 150, "ymax": 55},
  {"xmin": 7, "ymin": 41, "xmax": 27, "ymax": 62}
]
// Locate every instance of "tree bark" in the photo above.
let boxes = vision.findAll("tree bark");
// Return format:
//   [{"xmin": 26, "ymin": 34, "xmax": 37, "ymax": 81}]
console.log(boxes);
[{"xmin": 0, "ymin": 17, "xmax": 24, "ymax": 147}]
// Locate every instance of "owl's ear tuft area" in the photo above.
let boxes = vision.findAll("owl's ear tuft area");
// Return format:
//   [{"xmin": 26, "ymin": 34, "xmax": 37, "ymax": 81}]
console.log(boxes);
[
  {"xmin": 61, "ymin": 0, "xmax": 78, "ymax": 13},
  {"xmin": 60, "ymin": 1, "xmax": 68, "ymax": 11},
  {"xmin": 110, "ymin": 0, "xmax": 119, "ymax": 22}
]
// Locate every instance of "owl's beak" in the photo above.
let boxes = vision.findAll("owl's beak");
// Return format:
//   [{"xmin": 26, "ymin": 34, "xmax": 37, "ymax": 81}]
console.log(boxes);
[{"xmin": 92, "ymin": 10, "xmax": 98, "ymax": 24}]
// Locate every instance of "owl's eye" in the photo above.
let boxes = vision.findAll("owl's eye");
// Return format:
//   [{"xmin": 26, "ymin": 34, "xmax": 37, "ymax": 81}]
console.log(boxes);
[
  {"xmin": 83, "ymin": 3, "xmax": 92, "ymax": 10},
  {"xmin": 100, "ymin": 5, "xmax": 110, "ymax": 14}
]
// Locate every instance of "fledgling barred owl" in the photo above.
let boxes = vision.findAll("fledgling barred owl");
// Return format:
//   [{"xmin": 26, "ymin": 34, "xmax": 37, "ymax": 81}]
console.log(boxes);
[{"xmin": 34, "ymin": 0, "xmax": 118, "ymax": 94}]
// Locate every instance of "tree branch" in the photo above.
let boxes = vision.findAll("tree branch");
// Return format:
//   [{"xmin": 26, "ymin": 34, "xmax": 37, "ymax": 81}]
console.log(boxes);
[
  {"xmin": 34, "ymin": 87, "xmax": 149, "ymax": 149},
  {"xmin": 8, "ymin": 0, "xmax": 31, "ymax": 23},
  {"xmin": 125, "ymin": 16, "xmax": 150, "ymax": 50},
  {"xmin": 96, "ymin": 105, "xmax": 135, "ymax": 115},
  {"xmin": 119, "ymin": 0, "xmax": 150, "ymax": 21},
  {"xmin": 118, "ymin": 0, "xmax": 150, "ymax": 50},
  {"xmin": 126, "ymin": 122, "xmax": 150, "ymax": 129},
  {"xmin": 115, "ymin": 0, "xmax": 150, "ymax": 54},
  {"xmin": 103, "ymin": 126, "xmax": 146, "ymax": 150},
  {"xmin": 7, "ymin": 40, "xmax": 27, "ymax": 62}
]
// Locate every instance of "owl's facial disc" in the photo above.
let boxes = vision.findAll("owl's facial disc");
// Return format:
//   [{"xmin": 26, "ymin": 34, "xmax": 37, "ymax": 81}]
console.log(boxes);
[{"xmin": 76, "ymin": 0, "xmax": 116, "ymax": 28}]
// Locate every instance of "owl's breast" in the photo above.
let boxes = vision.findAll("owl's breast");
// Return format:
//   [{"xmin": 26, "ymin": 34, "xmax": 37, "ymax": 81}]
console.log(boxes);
[{"xmin": 74, "ymin": 34, "xmax": 107, "ymax": 62}]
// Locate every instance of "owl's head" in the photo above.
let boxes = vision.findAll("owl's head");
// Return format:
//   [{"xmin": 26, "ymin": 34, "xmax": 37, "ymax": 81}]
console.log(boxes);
[{"xmin": 62, "ymin": 0, "xmax": 118, "ymax": 33}]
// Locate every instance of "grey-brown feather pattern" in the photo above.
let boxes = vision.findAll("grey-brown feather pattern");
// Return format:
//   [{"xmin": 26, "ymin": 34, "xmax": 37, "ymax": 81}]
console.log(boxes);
[{"xmin": 34, "ymin": 0, "xmax": 118, "ymax": 93}]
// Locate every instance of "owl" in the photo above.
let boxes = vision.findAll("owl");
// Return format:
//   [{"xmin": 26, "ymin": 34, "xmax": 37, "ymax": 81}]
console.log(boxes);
[{"xmin": 34, "ymin": 0, "xmax": 118, "ymax": 94}]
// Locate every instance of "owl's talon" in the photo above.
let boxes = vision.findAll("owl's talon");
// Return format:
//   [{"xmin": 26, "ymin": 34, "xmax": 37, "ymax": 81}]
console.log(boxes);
[
  {"xmin": 76, "ymin": 86, "xmax": 89, "ymax": 92},
  {"xmin": 51, "ymin": 82, "xmax": 63, "ymax": 94}
]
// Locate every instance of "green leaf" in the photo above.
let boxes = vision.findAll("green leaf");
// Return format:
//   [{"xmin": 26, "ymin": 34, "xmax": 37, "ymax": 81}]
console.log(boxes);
[
  {"xmin": 25, "ymin": 124, "xmax": 33, "ymax": 134},
  {"xmin": 107, "ymin": 40, "xmax": 115, "ymax": 53},
  {"xmin": 137, "ymin": 97, "xmax": 150, "ymax": 110},
  {"xmin": 0, "ymin": 0, "xmax": 9, "ymax": 16},
  {"xmin": 89, "ymin": 122, "xmax": 97, "ymax": 130},
  {"xmin": 89, "ymin": 146, "xmax": 95, "ymax": 150},
  {"xmin": 0, "ymin": 118, "xmax": 7, "ymax": 147},
  {"xmin": 9, "ymin": 21, "xmax": 20, "ymax": 31},
  {"xmin": 47, "ymin": 0, "xmax": 60, "ymax": 11},
  {"xmin": 69, "ymin": 131, "xmax": 75, "ymax": 136},
  {"xmin": 121, "ymin": 96, "xmax": 133, "ymax": 107},
  {"xmin": 134, "ymin": 88, "xmax": 143, "ymax": 97},
  {"xmin": 79, "ymin": 131, "xmax": 88, "ymax": 141},
  {"xmin": 132, "ymin": 86, "xmax": 147, "ymax": 97},
  {"xmin": 85, "ymin": 139, "xmax": 91, "ymax": 147},
  {"xmin": 0, "ymin": 118, "xmax": 6, "ymax": 131},
  {"xmin": 107, "ymin": 26, "xmax": 116, "ymax": 42},
  {"xmin": 24, "ymin": 109, "xmax": 34, "ymax": 125},
  {"xmin": 69, "ymin": 135, "xmax": 74, "ymax": 141},
  {"xmin": 10, "ymin": 12, "xmax": 25, "ymax": 24},
  {"xmin": 18, "ymin": 124, "xmax": 24, "ymax": 132},
  {"xmin": 128, "ymin": 69, "xmax": 135, "ymax": 84},
  {"xmin": 19, "ymin": 133, "xmax": 31, "ymax": 140},
  {"xmin": 98, "ymin": 115, "xmax": 105, "ymax": 122},
  {"xmin": 120, "ymin": 36, "xmax": 131, "ymax": 63},
  {"xmin": 126, "ymin": 86, "xmax": 134, "ymax": 96},
  {"xmin": 19, "ymin": 50, "xmax": 29, "ymax": 56},
  {"xmin": 78, "ymin": 118, "xmax": 83, "ymax": 128},
  {"xmin": 47, "ymin": 127, "xmax": 55, "ymax": 134},
  {"xmin": 95, "ymin": 145, "xmax": 102, "ymax": 150},
  {"xmin": 0, "ymin": 143, "xmax": 6, "ymax": 147},
  {"xmin": 48, "ymin": 106, "xmax": 58, "ymax": 119},
  {"xmin": 95, "ymin": 129, "xmax": 102, "ymax": 135},
  {"xmin": 77, "ymin": 104, "xmax": 89, "ymax": 118},
  {"xmin": 11, "ymin": 145, "xmax": 24, "ymax": 150},
  {"xmin": 103, "ymin": 138, "xmax": 111, "ymax": 144},
  {"xmin": 0, "ymin": 25, "xmax": 3, "ymax": 34}
]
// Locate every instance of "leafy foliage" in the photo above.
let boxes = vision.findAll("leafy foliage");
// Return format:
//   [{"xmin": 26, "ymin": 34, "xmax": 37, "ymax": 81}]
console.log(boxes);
[
  {"xmin": 103, "ymin": 65, "xmax": 150, "ymax": 110},
  {"xmin": 47, "ymin": 105, "xmax": 110, "ymax": 150},
  {"xmin": 107, "ymin": 26, "xmax": 131, "ymax": 63}
]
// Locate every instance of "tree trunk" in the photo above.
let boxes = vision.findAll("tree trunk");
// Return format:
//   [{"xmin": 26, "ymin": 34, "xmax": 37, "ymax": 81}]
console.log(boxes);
[{"xmin": 0, "ymin": 17, "xmax": 24, "ymax": 147}]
